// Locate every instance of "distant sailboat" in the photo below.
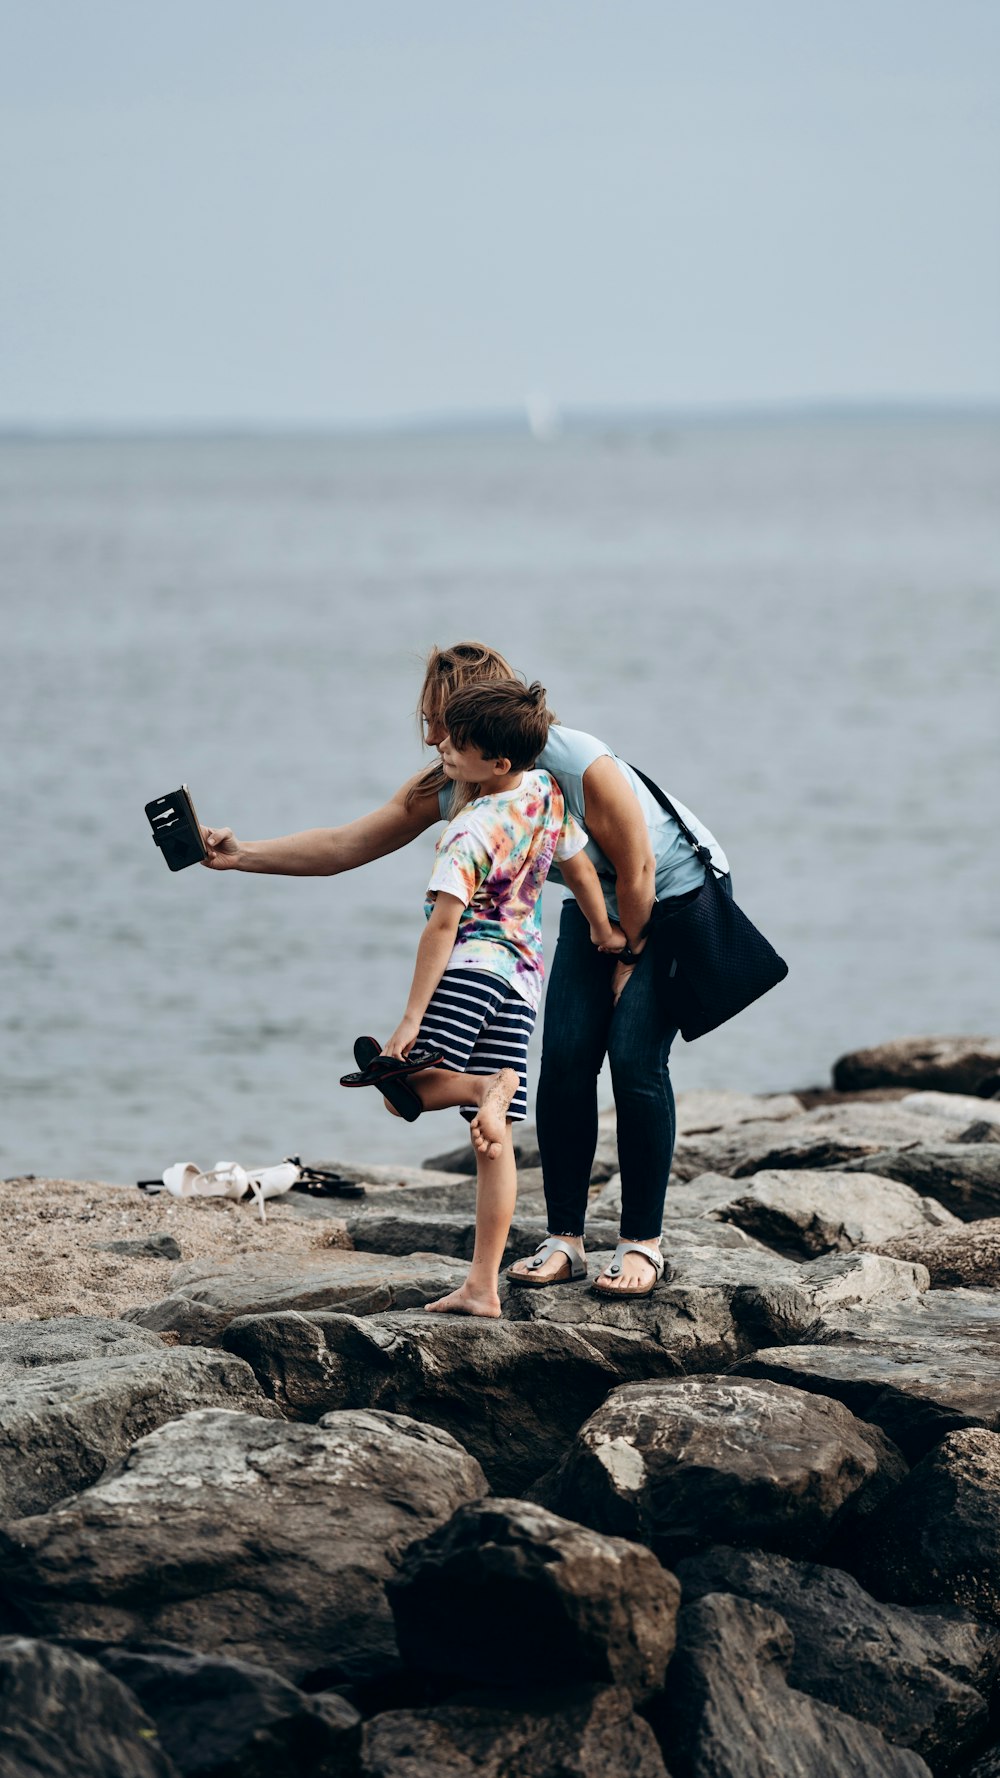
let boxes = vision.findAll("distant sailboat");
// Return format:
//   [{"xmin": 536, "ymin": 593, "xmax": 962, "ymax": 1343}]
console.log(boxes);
[{"xmin": 524, "ymin": 392, "xmax": 561, "ymax": 442}]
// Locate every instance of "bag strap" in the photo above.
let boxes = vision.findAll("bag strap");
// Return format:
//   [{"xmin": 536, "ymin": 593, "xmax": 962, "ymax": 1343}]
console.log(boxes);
[{"xmin": 628, "ymin": 763, "xmax": 722, "ymax": 875}]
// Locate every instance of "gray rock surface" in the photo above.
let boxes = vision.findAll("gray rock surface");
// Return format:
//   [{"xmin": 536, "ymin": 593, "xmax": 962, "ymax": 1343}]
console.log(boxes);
[
  {"xmin": 715, "ymin": 1168, "xmax": 957, "ymax": 1256},
  {"xmin": 127, "ymin": 1250, "xmax": 469, "ymax": 1344},
  {"xmin": 0, "ymin": 1406, "xmax": 486, "ymax": 1684},
  {"xmin": 223, "ymin": 1310, "xmax": 682, "ymax": 1493},
  {"xmin": 0, "ymin": 1636, "xmax": 179, "ymax": 1778},
  {"xmin": 845, "ymin": 1146, "xmax": 1000, "ymax": 1220},
  {"xmin": 387, "ymin": 1498, "xmax": 680, "ymax": 1700},
  {"xmin": 422, "ymin": 1123, "xmax": 620, "ymax": 1181},
  {"xmin": 833, "ymin": 1036, "xmax": 1000, "ymax": 1096},
  {"xmin": 84, "ymin": 1641, "xmax": 362, "ymax": 1778},
  {"xmin": 361, "ymin": 1684, "xmax": 669, "ymax": 1778},
  {"xmin": 535, "ymin": 1375, "xmax": 906, "ymax": 1565},
  {"xmin": 851, "ymin": 1428, "xmax": 1000, "ymax": 1623},
  {"xmin": 0, "ymin": 1316, "xmax": 164, "ymax": 1378},
  {"xmin": 344, "ymin": 1209, "xmax": 620, "ymax": 1262},
  {"xmin": 652, "ymin": 1592, "xmax": 931, "ymax": 1777},
  {"xmin": 674, "ymin": 1545, "xmax": 1000, "ymax": 1771},
  {"xmin": 0, "ymin": 1347, "xmax": 273, "ymax": 1519},
  {"xmin": 670, "ymin": 1101, "xmax": 960, "ymax": 1182},
  {"xmin": 732, "ymin": 1288, "xmax": 1000, "ymax": 1461},
  {"xmin": 901, "ymin": 1091, "xmax": 1000, "ymax": 1130},
  {"xmin": 674, "ymin": 1089, "xmax": 804, "ymax": 1132},
  {"xmin": 862, "ymin": 1216, "xmax": 1000, "ymax": 1287}
]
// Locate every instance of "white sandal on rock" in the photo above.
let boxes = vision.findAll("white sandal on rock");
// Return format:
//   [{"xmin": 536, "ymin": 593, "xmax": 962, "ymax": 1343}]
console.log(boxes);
[
  {"xmin": 507, "ymin": 1236, "xmax": 588, "ymax": 1289},
  {"xmin": 592, "ymin": 1241, "xmax": 665, "ymax": 1299}
]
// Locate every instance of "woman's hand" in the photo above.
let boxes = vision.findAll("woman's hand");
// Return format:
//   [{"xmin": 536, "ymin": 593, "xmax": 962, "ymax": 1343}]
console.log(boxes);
[
  {"xmin": 597, "ymin": 923, "xmax": 628, "ymax": 955},
  {"xmin": 200, "ymin": 826, "xmax": 242, "ymax": 870},
  {"xmin": 382, "ymin": 1015, "xmax": 421, "ymax": 1060}
]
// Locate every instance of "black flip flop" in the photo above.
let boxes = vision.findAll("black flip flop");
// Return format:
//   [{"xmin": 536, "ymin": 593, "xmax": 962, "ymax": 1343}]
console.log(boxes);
[{"xmin": 340, "ymin": 1035, "xmax": 428, "ymax": 1123}]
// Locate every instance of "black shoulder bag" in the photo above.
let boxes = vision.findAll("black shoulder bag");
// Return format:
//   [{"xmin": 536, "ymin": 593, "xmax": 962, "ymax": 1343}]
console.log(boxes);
[{"xmin": 630, "ymin": 766, "xmax": 789, "ymax": 1041}]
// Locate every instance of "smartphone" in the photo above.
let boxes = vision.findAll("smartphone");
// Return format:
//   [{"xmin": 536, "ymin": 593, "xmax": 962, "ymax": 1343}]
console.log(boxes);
[{"xmin": 145, "ymin": 785, "xmax": 208, "ymax": 871}]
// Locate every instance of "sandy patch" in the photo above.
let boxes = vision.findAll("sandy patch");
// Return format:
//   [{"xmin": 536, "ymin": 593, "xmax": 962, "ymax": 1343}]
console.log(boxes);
[{"xmin": 1, "ymin": 1177, "xmax": 350, "ymax": 1325}]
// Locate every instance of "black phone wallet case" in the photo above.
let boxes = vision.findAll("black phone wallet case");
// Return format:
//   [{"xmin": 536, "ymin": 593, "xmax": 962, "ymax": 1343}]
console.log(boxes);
[{"xmin": 145, "ymin": 785, "xmax": 208, "ymax": 871}]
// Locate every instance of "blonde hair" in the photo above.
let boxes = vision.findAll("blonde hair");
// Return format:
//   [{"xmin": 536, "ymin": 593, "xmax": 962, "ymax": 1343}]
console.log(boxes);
[{"xmin": 407, "ymin": 640, "xmax": 529, "ymax": 814}]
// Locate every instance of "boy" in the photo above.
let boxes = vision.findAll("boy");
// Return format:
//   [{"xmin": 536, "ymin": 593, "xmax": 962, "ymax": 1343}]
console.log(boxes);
[{"xmin": 340, "ymin": 678, "xmax": 625, "ymax": 1317}]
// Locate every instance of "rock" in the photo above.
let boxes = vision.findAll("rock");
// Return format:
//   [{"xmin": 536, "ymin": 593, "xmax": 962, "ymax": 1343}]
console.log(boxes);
[
  {"xmin": 98, "ymin": 1234, "xmax": 183, "ymax": 1261},
  {"xmin": 0, "ymin": 1347, "xmax": 273, "ymax": 1520},
  {"xmin": 127, "ymin": 1251, "xmax": 470, "ymax": 1344},
  {"xmin": 861, "ymin": 1217, "xmax": 1000, "ymax": 1287},
  {"xmin": 849, "ymin": 1428, "xmax": 1000, "ymax": 1622},
  {"xmin": 671, "ymin": 1102, "xmax": 960, "ymax": 1183},
  {"xmin": 0, "ymin": 1636, "xmax": 179, "ymax": 1778},
  {"xmin": 674, "ymin": 1089, "xmax": 804, "ymax": 1132},
  {"xmin": 343, "ymin": 1210, "xmax": 621, "ymax": 1263},
  {"xmin": 0, "ymin": 1316, "xmax": 164, "ymax": 1378},
  {"xmin": 845, "ymin": 1147, "xmax": 1000, "ymax": 1221},
  {"xmin": 361, "ymin": 1684, "xmax": 669, "ymax": 1778},
  {"xmin": 732, "ymin": 1289, "xmax": 1000, "ymax": 1462},
  {"xmin": 674, "ymin": 1545, "xmax": 1000, "ymax": 1771},
  {"xmin": 535, "ymin": 1375, "xmax": 906, "ymax": 1565},
  {"xmin": 651, "ymin": 1593, "xmax": 931, "ymax": 1777},
  {"xmin": 83, "ymin": 1641, "xmax": 361, "ymax": 1778},
  {"xmin": 901, "ymin": 1091, "xmax": 1000, "ymax": 1130},
  {"xmin": 387, "ymin": 1498, "xmax": 680, "ymax": 1701},
  {"xmin": 834, "ymin": 1037, "xmax": 1000, "ymax": 1096},
  {"xmin": 422, "ymin": 1123, "xmax": 619, "ymax": 1182},
  {"xmin": 223, "ymin": 1311, "xmax": 682, "ymax": 1494},
  {"xmin": 715, "ymin": 1168, "xmax": 957, "ymax": 1257},
  {"xmin": 0, "ymin": 1407, "xmax": 486, "ymax": 1685}
]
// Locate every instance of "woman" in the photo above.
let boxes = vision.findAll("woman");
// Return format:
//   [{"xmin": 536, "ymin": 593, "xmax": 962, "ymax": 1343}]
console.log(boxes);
[{"xmin": 201, "ymin": 640, "xmax": 729, "ymax": 1297}]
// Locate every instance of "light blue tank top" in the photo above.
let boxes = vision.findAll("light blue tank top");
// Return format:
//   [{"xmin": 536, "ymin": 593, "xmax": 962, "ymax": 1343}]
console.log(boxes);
[{"xmin": 437, "ymin": 723, "xmax": 728, "ymax": 924}]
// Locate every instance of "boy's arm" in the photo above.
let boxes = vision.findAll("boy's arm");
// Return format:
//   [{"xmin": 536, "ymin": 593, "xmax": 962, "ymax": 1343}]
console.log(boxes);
[
  {"xmin": 382, "ymin": 893, "xmax": 465, "ymax": 1058},
  {"xmin": 558, "ymin": 850, "xmax": 628, "ymax": 953}
]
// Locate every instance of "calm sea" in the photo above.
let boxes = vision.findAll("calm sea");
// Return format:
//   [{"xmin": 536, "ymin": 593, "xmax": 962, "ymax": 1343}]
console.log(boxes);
[{"xmin": 2, "ymin": 414, "xmax": 998, "ymax": 1182}]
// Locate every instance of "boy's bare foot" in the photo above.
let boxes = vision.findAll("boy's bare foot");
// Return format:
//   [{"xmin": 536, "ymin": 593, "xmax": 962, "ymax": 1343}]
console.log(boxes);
[
  {"xmin": 469, "ymin": 1068, "xmax": 518, "ymax": 1160},
  {"xmin": 508, "ymin": 1233, "xmax": 585, "ymax": 1284},
  {"xmin": 425, "ymin": 1284, "xmax": 501, "ymax": 1318}
]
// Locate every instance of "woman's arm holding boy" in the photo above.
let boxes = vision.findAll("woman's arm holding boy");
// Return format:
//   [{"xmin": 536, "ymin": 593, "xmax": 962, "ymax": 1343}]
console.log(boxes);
[{"xmin": 557, "ymin": 850, "xmax": 628, "ymax": 954}]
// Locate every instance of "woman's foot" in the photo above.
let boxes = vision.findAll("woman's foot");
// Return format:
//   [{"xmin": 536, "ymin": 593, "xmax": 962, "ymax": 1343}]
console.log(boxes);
[
  {"xmin": 425, "ymin": 1284, "xmax": 501, "ymax": 1318},
  {"xmin": 469, "ymin": 1069, "xmax": 518, "ymax": 1160},
  {"xmin": 508, "ymin": 1233, "xmax": 586, "ymax": 1284},
  {"xmin": 594, "ymin": 1237, "xmax": 662, "ymax": 1293}
]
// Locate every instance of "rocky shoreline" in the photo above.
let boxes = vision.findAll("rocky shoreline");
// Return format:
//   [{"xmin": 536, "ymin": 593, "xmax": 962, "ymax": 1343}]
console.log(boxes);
[{"xmin": 4, "ymin": 1034, "xmax": 1000, "ymax": 1775}]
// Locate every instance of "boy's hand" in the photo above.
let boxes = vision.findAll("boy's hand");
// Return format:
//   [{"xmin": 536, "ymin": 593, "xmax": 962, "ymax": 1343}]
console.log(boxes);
[
  {"xmin": 597, "ymin": 923, "xmax": 629, "ymax": 954},
  {"xmin": 382, "ymin": 1016, "xmax": 421, "ymax": 1059},
  {"xmin": 200, "ymin": 826, "xmax": 242, "ymax": 869}
]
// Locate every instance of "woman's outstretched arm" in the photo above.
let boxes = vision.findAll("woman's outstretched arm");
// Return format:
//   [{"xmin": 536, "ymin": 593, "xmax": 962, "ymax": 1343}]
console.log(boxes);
[{"xmin": 199, "ymin": 771, "xmax": 443, "ymax": 877}]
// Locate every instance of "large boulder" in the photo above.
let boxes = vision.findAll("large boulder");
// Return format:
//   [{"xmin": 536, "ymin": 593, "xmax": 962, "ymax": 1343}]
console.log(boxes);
[
  {"xmin": 0, "ymin": 1317, "xmax": 164, "ymax": 1377},
  {"xmin": 833, "ymin": 1037, "xmax": 1000, "ymax": 1096},
  {"xmin": 670, "ymin": 1102, "xmax": 960, "ymax": 1183},
  {"xmin": 0, "ymin": 1636, "xmax": 179, "ymax": 1778},
  {"xmin": 535, "ymin": 1375, "xmax": 906, "ymax": 1565},
  {"xmin": 82, "ymin": 1642, "xmax": 361, "ymax": 1778},
  {"xmin": 862, "ymin": 1217, "xmax": 1000, "ymax": 1287},
  {"xmin": 714, "ymin": 1168, "xmax": 957, "ymax": 1257},
  {"xmin": 651, "ymin": 1593, "xmax": 931, "ymax": 1777},
  {"xmin": 850, "ymin": 1428, "xmax": 1000, "ymax": 1623},
  {"xmin": 343, "ymin": 1210, "xmax": 620, "ymax": 1263},
  {"xmin": 361, "ymin": 1684, "xmax": 669, "ymax": 1778},
  {"xmin": 900, "ymin": 1091, "xmax": 1000, "ymax": 1130},
  {"xmin": 674, "ymin": 1089, "xmax": 804, "ymax": 1132},
  {"xmin": 731, "ymin": 1288, "xmax": 1000, "ymax": 1461},
  {"xmin": 127, "ymin": 1251, "xmax": 469, "ymax": 1345},
  {"xmin": 223, "ymin": 1310, "xmax": 682, "ymax": 1493},
  {"xmin": 0, "ymin": 1347, "xmax": 273, "ymax": 1520},
  {"xmin": 387, "ymin": 1498, "xmax": 680, "ymax": 1701},
  {"xmin": 845, "ymin": 1146, "xmax": 1000, "ymax": 1221},
  {"xmin": 0, "ymin": 1407, "xmax": 486, "ymax": 1685},
  {"xmin": 675, "ymin": 1545, "xmax": 1000, "ymax": 1771}
]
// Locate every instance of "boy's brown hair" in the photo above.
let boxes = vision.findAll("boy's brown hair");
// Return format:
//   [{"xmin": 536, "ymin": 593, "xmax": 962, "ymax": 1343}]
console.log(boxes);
[{"xmin": 444, "ymin": 679, "xmax": 551, "ymax": 773}]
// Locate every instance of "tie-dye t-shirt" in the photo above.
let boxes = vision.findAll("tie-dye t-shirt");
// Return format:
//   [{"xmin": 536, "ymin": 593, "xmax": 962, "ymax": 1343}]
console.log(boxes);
[{"xmin": 426, "ymin": 769, "xmax": 588, "ymax": 1007}]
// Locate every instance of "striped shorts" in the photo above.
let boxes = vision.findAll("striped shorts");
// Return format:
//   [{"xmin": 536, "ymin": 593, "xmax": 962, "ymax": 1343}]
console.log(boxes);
[{"xmin": 415, "ymin": 970, "xmax": 536, "ymax": 1123}]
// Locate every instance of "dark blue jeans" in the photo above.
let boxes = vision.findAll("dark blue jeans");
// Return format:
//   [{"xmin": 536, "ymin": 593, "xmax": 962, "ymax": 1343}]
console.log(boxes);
[{"xmin": 536, "ymin": 878, "xmax": 732, "ymax": 1240}]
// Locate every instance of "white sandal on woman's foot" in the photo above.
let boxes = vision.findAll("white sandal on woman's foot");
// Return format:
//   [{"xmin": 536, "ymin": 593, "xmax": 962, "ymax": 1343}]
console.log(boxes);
[
  {"xmin": 592, "ymin": 1242, "xmax": 665, "ymax": 1299},
  {"xmin": 507, "ymin": 1236, "xmax": 588, "ymax": 1289}
]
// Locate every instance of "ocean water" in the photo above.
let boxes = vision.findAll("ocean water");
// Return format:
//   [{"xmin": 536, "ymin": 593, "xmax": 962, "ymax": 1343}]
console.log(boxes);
[{"xmin": 2, "ymin": 413, "xmax": 998, "ymax": 1183}]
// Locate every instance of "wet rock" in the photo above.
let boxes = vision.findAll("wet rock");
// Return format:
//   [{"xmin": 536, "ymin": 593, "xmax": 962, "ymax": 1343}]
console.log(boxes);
[
  {"xmin": 850, "ymin": 1428, "xmax": 1000, "ymax": 1622},
  {"xmin": 845, "ymin": 1147, "xmax": 1000, "ymax": 1221},
  {"xmin": 387, "ymin": 1498, "xmax": 680, "ymax": 1701},
  {"xmin": 127, "ymin": 1251, "xmax": 469, "ymax": 1344},
  {"xmin": 0, "ymin": 1636, "xmax": 178, "ymax": 1778},
  {"xmin": 98, "ymin": 1234, "xmax": 183, "ymax": 1260},
  {"xmin": 0, "ymin": 1348, "xmax": 273, "ymax": 1519},
  {"xmin": 361, "ymin": 1684, "xmax": 669, "ymax": 1778},
  {"xmin": 651, "ymin": 1593, "xmax": 931, "ymax": 1777},
  {"xmin": 0, "ymin": 1406, "xmax": 486, "ymax": 1685},
  {"xmin": 83, "ymin": 1641, "xmax": 361, "ymax": 1778},
  {"xmin": 535, "ymin": 1375, "xmax": 906, "ymax": 1565},
  {"xmin": 715, "ymin": 1168, "xmax": 957, "ymax": 1257},
  {"xmin": 675, "ymin": 1545, "xmax": 1000, "ymax": 1771},
  {"xmin": 732, "ymin": 1288, "xmax": 1000, "ymax": 1461},
  {"xmin": 834, "ymin": 1036, "xmax": 1000, "ymax": 1096},
  {"xmin": 0, "ymin": 1316, "xmax": 164, "ymax": 1378},
  {"xmin": 223, "ymin": 1310, "xmax": 682, "ymax": 1493},
  {"xmin": 671, "ymin": 1101, "xmax": 959, "ymax": 1183},
  {"xmin": 862, "ymin": 1217, "xmax": 1000, "ymax": 1287}
]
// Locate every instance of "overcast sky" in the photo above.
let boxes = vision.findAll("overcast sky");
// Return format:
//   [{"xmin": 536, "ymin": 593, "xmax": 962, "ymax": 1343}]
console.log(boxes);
[{"xmin": 2, "ymin": 1, "xmax": 998, "ymax": 426}]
